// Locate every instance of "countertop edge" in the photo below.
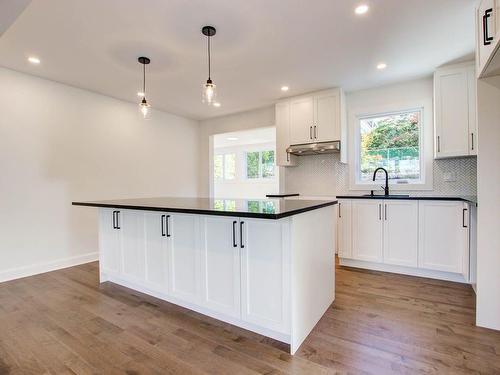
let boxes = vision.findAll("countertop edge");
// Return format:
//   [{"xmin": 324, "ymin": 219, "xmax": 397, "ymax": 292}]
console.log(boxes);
[
  {"xmin": 72, "ymin": 200, "xmax": 338, "ymax": 220},
  {"xmin": 335, "ymin": 195, "xmax": 477, "ymax": 204}
]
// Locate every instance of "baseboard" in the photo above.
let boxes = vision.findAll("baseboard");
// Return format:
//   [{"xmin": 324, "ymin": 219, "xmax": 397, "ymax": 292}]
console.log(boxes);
[{"xmin": 0, "ymin": 252, "xmax": 99, "ymax": 283}]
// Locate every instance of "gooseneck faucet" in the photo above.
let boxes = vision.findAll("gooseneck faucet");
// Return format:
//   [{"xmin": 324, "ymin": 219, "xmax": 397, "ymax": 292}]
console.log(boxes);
[{"xmin": 373, "ymin": 167, "xmax": 389, "ymax": 196}]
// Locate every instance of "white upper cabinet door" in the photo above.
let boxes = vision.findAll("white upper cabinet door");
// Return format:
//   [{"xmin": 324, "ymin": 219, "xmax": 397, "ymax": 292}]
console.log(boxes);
[
  {"xmin": 168, "ymin": 213, "xmax": 201, "ymax": 304},
  {"xmin": 352, "ymin": 200, "xmax": 383, "ymax": 262},
  {"xmin": 434, "ymin": 66, "xmax": 470, "ymax": 158},
  {"xmin": 120, "ymin": 210, "xmax": 146, "ymax": 282},
  {"xmin": 382, "ymin": 200, "xmax": 418, "ymax": 267},
  {"xmin": 418, "ymin": 201, "xmax": 469, "ymax": 276},
  {"xmin": 98, "ymin": 208, "xmax": 121, "ymax": 276},
  {"xmin": 290, "ymin": 97, "xmax": 314, "ymax": 145},
  {"xmin": 144, "ymin": 212, "xmax": 169, "ymax": 293},
  {"xmin": 315, "ymin": 91, "xmax": 340, "ymax": 142},
  {"xmin": 477, "ymin": 0, "xmax": 498, "ymax": 77},
  {"xmin": 200, "ymin": 216, "xmax": 241, "ymax": 318},
  {"xmin": 467, "ymin": 66, "xmax": 478, "ymax": 155},
  {"xmin": 276, "ymin": 101, "xmax": 297, "ymax": 167},
  {"xmin": 337, "ymin": 200, "xmax": 352, "ymax": 259},
  {"xmin": 240, "ymin": 218, "xmax": 289, "ymax": 333}
]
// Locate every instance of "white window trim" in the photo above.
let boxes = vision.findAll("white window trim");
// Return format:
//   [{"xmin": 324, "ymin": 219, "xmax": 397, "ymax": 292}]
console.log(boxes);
[{"xmin": 348, "ymin": 99, "xmax": 433, "ymax": 191}]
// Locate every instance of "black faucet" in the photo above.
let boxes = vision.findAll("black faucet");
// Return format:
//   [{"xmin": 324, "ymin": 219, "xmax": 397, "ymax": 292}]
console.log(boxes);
[{"xmin": 373, "ymin": 167, "xmax": 389, "ymax": 196}]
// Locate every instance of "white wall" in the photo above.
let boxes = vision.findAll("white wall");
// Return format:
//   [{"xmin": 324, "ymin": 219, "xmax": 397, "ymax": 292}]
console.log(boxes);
[
  {"xmin": 199, "ymin": 106, "xmax": 275, "ymax": 196},
  {"xmin": 0, "ymin": 67, "xmax": 200, "ymax": 281},
  {"xmin": 476, "ymin": 75, "xmax": 500, "ymax": 331}
]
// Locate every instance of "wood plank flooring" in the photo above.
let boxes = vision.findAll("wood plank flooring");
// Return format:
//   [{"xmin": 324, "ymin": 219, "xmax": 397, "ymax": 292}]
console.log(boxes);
[{"xmin": 0, "ymin": 259, "xmax": 499, "ymax": 374}]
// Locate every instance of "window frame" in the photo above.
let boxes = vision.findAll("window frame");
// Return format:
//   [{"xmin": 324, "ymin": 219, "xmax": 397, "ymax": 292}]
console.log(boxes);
[
  {"xmin": 349, "ymin": 100, "xmax": 433, "ymax": 191},
  {"xmin": 244, "ymin": 149, "xmax": 276, "ymax": 180},
  {"xmin": 213, "ymin": 152, "xmax": 236, "ymax": 181}
]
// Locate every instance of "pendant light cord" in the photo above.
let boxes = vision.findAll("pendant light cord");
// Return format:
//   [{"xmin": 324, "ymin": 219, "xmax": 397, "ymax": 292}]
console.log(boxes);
[
  {"xmin": 143, "ymin": 63, "xmax": 146, "ymax": 94},
  {"xmin": 207, "ymin": 34, "xmax": 211, "ymax": 80}
]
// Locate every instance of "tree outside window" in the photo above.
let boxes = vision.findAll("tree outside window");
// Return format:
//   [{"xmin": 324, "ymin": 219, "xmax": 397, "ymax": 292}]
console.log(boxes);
[{"xmin": 246, "ymin": 150, "xmax": 275, "ymax": 179}]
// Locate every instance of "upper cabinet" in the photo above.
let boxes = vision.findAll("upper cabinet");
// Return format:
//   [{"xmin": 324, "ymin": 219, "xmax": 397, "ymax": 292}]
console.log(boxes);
[
  {"xmin": 276, "ymin": 88, "xmax": 347, "ymax": 166},
  {"xmin": 434, "ymin": 63, "xmax": 477, "ymax": 158},
  {"xmin": 477, "ymin": 0, "xmax": 500, "ymax": 78}
]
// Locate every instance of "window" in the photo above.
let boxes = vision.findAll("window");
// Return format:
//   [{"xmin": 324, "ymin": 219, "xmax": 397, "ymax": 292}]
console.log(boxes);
[
  {"xmin": 245, "ymin": 150, "xmax": 275, "ymax": 179},
  {"xmin": 357, "ymin": 109, "xmax": 422, "ymax": 184},
  {"xmin": 214, "ymin": 153, "xmax": 236, "ymax": 181}
]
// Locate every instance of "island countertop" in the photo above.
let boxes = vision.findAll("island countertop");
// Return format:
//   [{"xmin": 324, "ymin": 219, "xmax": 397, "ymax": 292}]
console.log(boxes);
[{"xmin": 72, "ymin": 197, "xmax": 338, "ymax": 219}]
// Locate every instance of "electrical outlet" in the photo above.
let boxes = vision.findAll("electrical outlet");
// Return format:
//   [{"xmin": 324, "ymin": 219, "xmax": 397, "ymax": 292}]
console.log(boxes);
[{"xmin": 443, "ymin": 172, "xmax": 457, "ymax": 182}]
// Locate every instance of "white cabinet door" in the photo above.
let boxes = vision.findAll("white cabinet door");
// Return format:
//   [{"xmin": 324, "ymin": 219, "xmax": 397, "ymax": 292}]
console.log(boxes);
[
  {"xmin": 168, "ymin": 213, "xmax": 201, "ymax": 303},
  {"xmin": 477, "ymin": 0, "xmax": 498, "ymax": 76},
  {"xmin": 337, "ymin": 200, "xmax": 352, "ymax": 259},
  {"xmin": 98, "ymin": 208, "xmax": 121, "ymax": 276},
  {"xmin": 290, "ymin": 97, "xmax": 314, "ymax": 145},
  {"xmin": 144, "ymin": 212, "xmax": 169, "ymax": 292},
  {"xmin": 200, "ymin": 216, "xmax": 240, "ymax": 318},
  {"xmin": 383, "ymin": 200, "xmax": 418, "ymax": 267},
  {"xmin": 120, "ymin": 210, "xmax": 146, "ymax": 282},
  {"xmin": 467, "ymin": 66, "xmax": 478, "ymax": 155},
  {"xmin": 434, "ymin": 67, "xmax": 470, "ymax": 158},
  {"xmin": 241, "ymin": 218, "xmax": 289, "ymax": 333},
  {"xmin": 315, "ymin": 91, "xmax": 340, "ymax": 142},
  {"xmin": 352, "ymin": 200, "xmax": 383, "ymax": 262},
  {"xmin": 276, "ymin": 101, "xmax": 297, "ymax": 167},
  {"xmin": 418, "ymin": 201, "xmax": 469, "ymax": 276}
]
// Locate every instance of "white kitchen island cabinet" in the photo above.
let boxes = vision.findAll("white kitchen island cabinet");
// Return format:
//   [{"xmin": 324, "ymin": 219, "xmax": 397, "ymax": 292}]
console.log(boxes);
[{"xmin": 75, "ymin": 197, "xmax": 337, "ymax": 354}]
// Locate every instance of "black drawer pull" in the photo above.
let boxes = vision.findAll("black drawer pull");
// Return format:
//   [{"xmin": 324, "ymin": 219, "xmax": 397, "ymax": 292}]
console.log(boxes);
[
  {"xmin": 232, "ymin": 221, "xmax": 237, "ymax": 247},
  {"xmin": 483, "ymin": 8, "xmax": 494, "ymax": 46},
  {"xmin": 462, "ymin": 208, "xmax": 468, "ymax": 228},
  {"xmin": 166, "ymin": 215, "xmax": 171, "ymax": 237},
  {"xmin": 240, "ymin": 221, "xmax": 245, "ymax": 248},
  {"xmin": 161, "ymin": 215, "xmax": 166, "ymax": 237}
]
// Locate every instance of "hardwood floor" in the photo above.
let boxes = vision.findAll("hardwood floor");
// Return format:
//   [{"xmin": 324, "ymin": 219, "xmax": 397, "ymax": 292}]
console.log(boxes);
[{"xmin": 0, "ymin": 259, "xmax": 499, "ymax": 375}]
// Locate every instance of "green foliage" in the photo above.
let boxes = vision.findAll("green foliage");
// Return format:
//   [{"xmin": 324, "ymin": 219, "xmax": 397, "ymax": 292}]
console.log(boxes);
[
  {"xmin": 362, "ymin": 113, "xmax": 419, "ymax": 151},
  {"xmin": 246, "ymin": 152, "xmax": 259, "ymax": 178}
]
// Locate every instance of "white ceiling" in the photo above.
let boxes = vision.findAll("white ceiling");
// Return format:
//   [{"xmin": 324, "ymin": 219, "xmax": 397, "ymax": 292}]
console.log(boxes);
[{"xmin": 0, "ymin": 0, "xmax": 476, "ymax": 120}]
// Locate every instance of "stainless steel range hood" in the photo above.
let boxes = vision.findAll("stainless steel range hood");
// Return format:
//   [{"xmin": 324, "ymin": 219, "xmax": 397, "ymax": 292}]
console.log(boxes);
[{"xmin": 286, "ymin": 141, "xmax": 340, "ymax": 156}]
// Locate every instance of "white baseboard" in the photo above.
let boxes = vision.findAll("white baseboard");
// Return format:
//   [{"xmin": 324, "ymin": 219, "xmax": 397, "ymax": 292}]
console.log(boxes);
[{"xmin": 0, "ymin": 252, "xmax": 99, "ymax": 283}]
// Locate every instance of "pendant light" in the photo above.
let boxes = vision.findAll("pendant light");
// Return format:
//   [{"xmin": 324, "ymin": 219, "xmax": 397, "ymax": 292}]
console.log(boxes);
[
  {"xmin": 138, "ymin": 56, "xmax": 151, "ymax": 119},
  {"xmin": 201, "ymin": 26, "xmax": 217, "ymax": 105}
]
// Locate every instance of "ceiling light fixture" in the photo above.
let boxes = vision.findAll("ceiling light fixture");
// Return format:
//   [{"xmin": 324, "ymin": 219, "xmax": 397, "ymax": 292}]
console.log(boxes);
[
  {"xmin": 355, "ymin": 4, "xmax": 369, "ymax": 15},
  {"xmin": 377, "ymin": 62, "xmax": 387, "ymax": 70},
  {"xmin": 28, "ymin": 56, "xmax": 40, "ymax": 64},
  {"xmin": 138, "ymin": 56, "xmax": 151, "ymax": 119},
  {"xmin": 213, "ymin": 102, "xmax": 221, "ymax": 107},
  {"xmin": 202, "ymin": 25, "xmax": 217, "ymax": 105},
  {"xmin": 281, "ymin": 86, "xmax": 289, "ymax": 92},
  {"xmin": 227, "ymin": 137, "xmax": 238, "ymax": 141}
]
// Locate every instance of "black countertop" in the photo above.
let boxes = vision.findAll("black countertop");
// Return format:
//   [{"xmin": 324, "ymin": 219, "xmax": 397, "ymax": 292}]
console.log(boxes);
[
  {"xmin": 72, "ymin": 197, "xmax": 338, "ymax": 220},
  {"xmin": 336, "ymin": 194, "xmax": 477, "ymax": 204}
]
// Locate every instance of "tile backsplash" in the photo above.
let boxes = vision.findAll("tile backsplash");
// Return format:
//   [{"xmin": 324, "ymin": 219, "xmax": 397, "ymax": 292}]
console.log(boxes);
[{"xmin": 283, "ymin": 154, "xmax": 477, "ymax": 197}]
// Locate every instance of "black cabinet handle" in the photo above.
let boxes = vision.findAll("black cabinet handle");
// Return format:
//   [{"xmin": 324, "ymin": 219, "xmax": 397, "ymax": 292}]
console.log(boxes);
[
  {"xmin": 471, "ymin": 133, "xmax": 474, "ymax": 151},
  {"xmin": 166, "ymin": 215, "xmax": 171, "ymax": 237},
  {"xmin": 232, "ymin": 221, "xmax": 237, "ymax": 247},
  {"xmin": 314, "ymin": 125, "xmax": 317, "ymax": 139},
  {"xmin": 462, "ymin": 208, "xmax": 468, "ymax": 228},
  {"xmin": 240, "ymin": 221, "xmax": 245, "ymax": 248},
  {"xmin": 161, "ymin": 215, "xmax": 166, "ymax": 237},
  {"xmin": 483, "ymin": 8, "xmax": 494, "ymax": 46},
  {"xmin": 437, "ymin": 136, "xmax": 441, "ymax": 153},
  {"xmin": 378, "ymin": 204, "xmax": 381, "ymax": 220},
  {"xmin": 309, "ymin": 126, "xmax": 312, "ymax": 140},
  {"xmin": 112, "ymin": 211, "xmax": 117, "ymax": 229},
  {"xmin": 384, "ymin": 204, "xmax": 387, "ymax": 221},
  {"xmin": 115, "ymin": 211, "xmax": 120, "ymax": 230},
  {"xmin": 338, "ymin": 203, "xmax": 341, "ymax": 218}
]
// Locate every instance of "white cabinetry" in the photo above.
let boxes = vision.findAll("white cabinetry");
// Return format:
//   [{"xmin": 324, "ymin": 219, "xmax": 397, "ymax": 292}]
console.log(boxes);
[
  {"xmin": 383, "ymin": 200, "xmax": 418, "ymax": 267},
  {"xmin": 418, "ymin": 201, "xmax": 469, "ymax": 279},
  {"xmin": 144, "ymin": 212, "xmax": 169, "ymax": 292},
  {"xmin": 276, "ymin": 88, "xmax": 347, "ymax": 166},
  {"xmin": 200, "ymin": 216, "xmax": 241, "ymax": 318},
  {"xmin": 98, "ymin": 208, "xmax": 122, "ymax": 277},
  {"xmin": 120, "ymin": 210, "xmax": 146, "ymax": 283},
  {"xmin": 477, "ymin": 0, "xmax": 500, "ymax": 77},
  {"xmin": 352, "ymin": 200, "xmax": 383, "ymax": 262},
  {"xmin": 240, "ymin": 218, "xmax": 289, "ymax": 333},
  {"xmin": 434, "ymin": 63, "xmax": 477, "ymax": 158},
  {"xmin": 337, "ymin": 200, "xmax": 352, "ymax": 259}
]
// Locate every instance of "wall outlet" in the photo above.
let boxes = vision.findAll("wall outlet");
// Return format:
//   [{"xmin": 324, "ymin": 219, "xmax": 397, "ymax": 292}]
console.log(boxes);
[{"xmin": 443, "ymin": 172, "xmax": 457, "ymax": 182}]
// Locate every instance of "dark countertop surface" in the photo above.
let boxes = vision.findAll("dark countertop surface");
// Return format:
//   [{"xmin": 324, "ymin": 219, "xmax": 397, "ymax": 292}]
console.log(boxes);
[
  {"xmin": 336, "ymin": 194, "xmax": 477, "ymax": 204},
  {"xmin": 72, "ymin": 197, "xmax": 338, "ymax": 220}
]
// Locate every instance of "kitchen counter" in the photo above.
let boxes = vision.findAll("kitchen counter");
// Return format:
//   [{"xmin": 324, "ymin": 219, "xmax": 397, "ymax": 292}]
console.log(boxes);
[
  {"xmin": 72, "ymin": 196, "xmax": 337, "ymax": 219},
  {"xmin": 336, "ymin": 194, "xmax": 477, "ymax": 204}
]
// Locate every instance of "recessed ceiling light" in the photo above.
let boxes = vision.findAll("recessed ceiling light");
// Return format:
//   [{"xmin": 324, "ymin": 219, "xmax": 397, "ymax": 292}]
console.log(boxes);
[
  {"xmin": 28, "ymin": 56, "xmax": 40, "ymax": 64},
  {"xmin": 355, "ymin": 4, "xmax": 369, "ymax": 15},
  {"xmin": 377, "ymin": 62, "xmax": 387, "ymax": 70},
  {"xmin": 137, "ymin": 92, "xmax": 145, "ymax": 97},
  {"xmin": 281, "ymin": 86, "xmax": 289, "ymax": 92},
  {"xmin": 227, "ymin": 137, "xmax": 238, "ymax": 141},
  {"xmin": 213, "ymin": 102, "xmax": 221, "ymax": 107}
]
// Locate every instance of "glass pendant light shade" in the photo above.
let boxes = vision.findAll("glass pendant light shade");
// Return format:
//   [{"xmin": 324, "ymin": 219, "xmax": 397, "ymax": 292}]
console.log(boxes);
[
  {"xmin": 139, "ymin": 97, "xmax": 151, "ymax": 119},
  {"xmin": 202, "ymin": 79, "xmax": 217, "ymax": 104}
]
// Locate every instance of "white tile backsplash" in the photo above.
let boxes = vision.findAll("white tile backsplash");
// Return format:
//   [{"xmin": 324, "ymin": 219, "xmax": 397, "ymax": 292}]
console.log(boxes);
[{"xmin": 283, "ymin": 154, "xmax": 476, "ymax": 197}]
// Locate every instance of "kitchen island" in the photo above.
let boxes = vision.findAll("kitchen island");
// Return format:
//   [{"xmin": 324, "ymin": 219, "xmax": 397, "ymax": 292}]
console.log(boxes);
[{"xmin": 73, "ymin": 197, "xmax": 337, "ymax": 354}]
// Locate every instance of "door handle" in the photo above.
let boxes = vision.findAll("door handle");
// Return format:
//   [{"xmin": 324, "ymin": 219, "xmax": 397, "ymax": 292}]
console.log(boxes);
[
  {"xmin": 471, "ymin": 133, "xmax": 474, "ymax": 151},
  {"xmin": 309, "ymin": 126, "xmax": 312, "ymax": 140},
  {"xmin": 314, "ymin": 125, "xmax": 317, "ymax": 139},
  {"xmin": 338, "ymin": 203, "xmax": 341, "ymax": 218},
  {"xmin": 384, "ymin": 204, "xmax": 387, "ymax": 221},
  {"xmin": 115, "ymin": 211, "xmax": 120, "ymax": 230},
  {"xmin": 437, "ymin": 136, "xmax": 441, "ymax": 153},
  {"xmin": 483, "ymin": 8, "xmax": 494, "ymax": 46},
  {"xmin": 378, "ymin": 204, "xmax": 381, "ymax": 220},
  {"xmin": 240, "ymin": 221, "xmax": 245, "ymax": 248},
  {"xmin": 232, "ymin": 221, "xmax": 237, "ymax": 247},
  {"xmin": 112, "ymin": 211, "xmax": 117, "ymax": 229},
  {"xmin": 166, "ymin": 215, "xmax": 171, "ymax": 237},
  {"xmin": 462, "ymin": 208, "xmax": 468, "ymax": 228},
  {"xmin": 161, "ymin": 215, "xmax": 166, "ymax": 237}
]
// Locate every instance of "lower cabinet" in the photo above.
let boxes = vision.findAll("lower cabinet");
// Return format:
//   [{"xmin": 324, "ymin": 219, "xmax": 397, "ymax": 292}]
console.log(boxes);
[
  {"xmin": 98, "ymin": 208, "xmax": 122, "ymax": 276},
  {"xmin": 352, "ymin": 200, "xmax": 383, "ymax": 262},
  {"xmin": 120, "ymin": 210, "xmax": 146, "ymax": 283},
  {"xmin": 144, "ymin": 212, "xmax": 170, "ymax": 292},
  {"xmin": 338, "ymin": 199, "xmax": 470, "ymax": 282}
]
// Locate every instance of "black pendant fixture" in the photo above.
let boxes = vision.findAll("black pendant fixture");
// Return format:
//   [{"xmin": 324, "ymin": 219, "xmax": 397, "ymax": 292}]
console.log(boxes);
[
  {"xmin": 138, "ymin": 56, "xmax": 151, "ymax": 119},
  {"xmin": 201, "ymin": 25, "xmax": 217, "ymax": 105}
]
